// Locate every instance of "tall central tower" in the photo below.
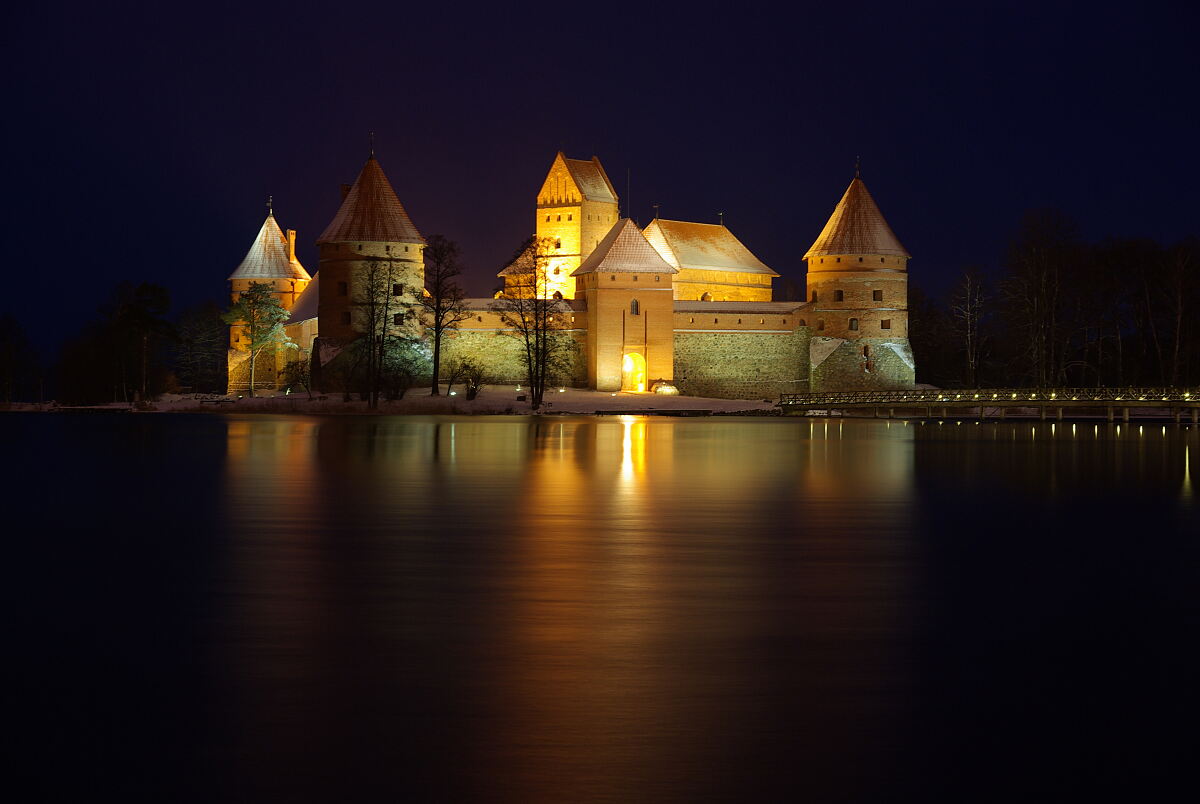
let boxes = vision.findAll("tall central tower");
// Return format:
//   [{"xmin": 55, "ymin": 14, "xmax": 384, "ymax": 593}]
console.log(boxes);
[{"xmin": 508, "ymin": 152, "xmax": 618, "ymax": 299}]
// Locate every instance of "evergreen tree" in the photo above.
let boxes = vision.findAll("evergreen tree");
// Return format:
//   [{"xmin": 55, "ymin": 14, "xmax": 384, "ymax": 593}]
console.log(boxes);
[{"xmin": 224, "ymin": 282, "xmax": 293, "ymax": 397}]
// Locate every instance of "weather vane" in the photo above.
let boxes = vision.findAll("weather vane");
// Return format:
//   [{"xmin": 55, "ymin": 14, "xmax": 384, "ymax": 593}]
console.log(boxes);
[
  {"xmin": 266, "ymin": 195, "xmax": 273, "ymax": 215},
  {"xmin": 369, "ymin": 130, "xmax": 375, "ymax": 157},
  {"xmin": 652, "ymin": 202, "xmax": 660, "ymax": 219},
  {"xmin": 718, "ymin": 211, "xmax": 724, "ymax": 225},
  {"xmin": 855, "ymin": 156, "xmax": 861, "ymax": 178}
]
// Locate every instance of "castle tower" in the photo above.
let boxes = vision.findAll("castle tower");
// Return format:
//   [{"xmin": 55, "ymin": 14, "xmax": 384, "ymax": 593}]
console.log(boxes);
[
  {"xmin": 572, "ymin": 218, "xmax": 677, "ymax": 391},
  {"xmin": 502, "ymin": 152, "xmax": 619, "ymax": 300},
  {"xmin": 316, "ymin": 155, "xmax": 425, "ymax": 343},
  {"xmin": 803, "ymin": 169, "xmax": 915, "ymax": 389},
  {"xmin": 227, "ymin": 208, "xmax": 311, "ymax": 351}
]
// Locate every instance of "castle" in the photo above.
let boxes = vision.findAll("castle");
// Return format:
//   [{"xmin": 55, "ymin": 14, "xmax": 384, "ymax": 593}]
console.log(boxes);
[{"xmin": 227, "ymin": 152, "xmax": 916, "ymax": 398}]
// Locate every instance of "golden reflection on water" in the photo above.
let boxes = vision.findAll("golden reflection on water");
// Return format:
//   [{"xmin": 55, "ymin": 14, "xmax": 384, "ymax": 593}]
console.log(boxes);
[{"xmin": 212, "ymin": 416, "xmax": 1198, "ymax": 800}]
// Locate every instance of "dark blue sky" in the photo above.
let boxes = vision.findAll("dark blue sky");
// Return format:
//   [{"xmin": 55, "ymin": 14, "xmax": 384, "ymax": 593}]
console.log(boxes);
[{"xmin": 4, "ymin": 1, "xmax": 1197, "ymax": 348}]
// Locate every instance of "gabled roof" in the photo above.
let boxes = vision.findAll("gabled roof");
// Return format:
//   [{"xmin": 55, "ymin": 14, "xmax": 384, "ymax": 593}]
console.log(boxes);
[
  {"xmin": 572, "ymin": 219, "xmax": 677, "ymax": 275},
  {"xmin": 228, "ymin": 213, "xmax": 311, "ymax": 281},
  {"xmin": 317, "ymin": 156, "xmax": 424, "ymax": 244},
  {"xmin": 642, "ymin": 219, "xmax": 777, "ymax": 276},
  {"xmin": 288, "ymin": 274, "xmax": 319, "ymax": 322},
  {"xmin": 537, "ymin": 152, "xmax": 618, "ymax": 205},
  {"xmin": 804, "ymin": 176, "xmax": 910, "ymax": 258}
]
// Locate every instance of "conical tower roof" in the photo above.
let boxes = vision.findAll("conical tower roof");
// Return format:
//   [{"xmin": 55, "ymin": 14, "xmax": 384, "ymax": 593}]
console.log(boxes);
[
  {"xmin": 228, "ymin": 213, "xmax": 311, "ymax": 281},
  {"xmin": 572, "ymin": 219, "xmax": 677, "ymax": 275},
  {"xmin": 804, "ymin": 176, "xmax": 910, "ymax": 259},
  {"xmin": 317, "ymin": 156, "xmax": 424, "ymax": 244}
]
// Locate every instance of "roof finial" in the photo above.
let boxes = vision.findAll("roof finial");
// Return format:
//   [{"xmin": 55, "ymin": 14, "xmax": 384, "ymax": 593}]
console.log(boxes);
[
  {"xmin": 652, "ymin": 202, "xmax": 660, "ymax": 220},
  {"xmin": 369, "ymin": 130, "xmax": 376, "ymax": 158},
  {"xmin": 718, "ymin": 211, "xmax": 725, "ymax": 226},
  {"xmin": 266, "ymin": 195, "xmax": 273, "ymax": 216},
  {"xmin": 855, "ymin": 156, "xmax": 861, "ymax": 179}
]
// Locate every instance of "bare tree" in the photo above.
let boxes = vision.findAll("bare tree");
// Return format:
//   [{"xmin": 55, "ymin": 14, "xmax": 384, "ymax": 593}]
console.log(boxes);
[
  {"xmin": 353, "ymin": 257, "xmax": 417, "ymax": 408},
  {"xmin": 494, "ymin": 236, "xmax": 577, "ymax": 410},
  {"xmin": 420, "ymin": 234, "xmax": 473, "ymax": 395},
  {"xmin": 950, "ymin": 267, "xmax": 989, "ymax": 387}
]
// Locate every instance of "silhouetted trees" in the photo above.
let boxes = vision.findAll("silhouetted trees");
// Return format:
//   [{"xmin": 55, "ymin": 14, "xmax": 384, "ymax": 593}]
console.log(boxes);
[
  {"xmin": 419, "ymin": 234, "xmax": 472, "ymax": 395},
  {"xmin": 915, "ymin": 211, "xmax": 1198, "ymax": 389},
  {"xmin": 0, "ymin": 315, "xmax": 39, "ymax": 404},
  {"xmin": 175, "ymin": 301, "xmax": 227, "ymax": 393}
]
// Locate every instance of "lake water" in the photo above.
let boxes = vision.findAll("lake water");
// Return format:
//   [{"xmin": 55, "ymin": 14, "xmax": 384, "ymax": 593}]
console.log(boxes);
[{"xmin": 8, "ymin": 413, "xmax": 1199, "ymax": 802}]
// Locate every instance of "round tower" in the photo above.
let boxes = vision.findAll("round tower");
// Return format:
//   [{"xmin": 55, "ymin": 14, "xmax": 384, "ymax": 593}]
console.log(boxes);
[
  {"xmin": 316, "ymin": 155, "xmax": 426, "ymax": 343},
  {"xmin": 803, "ymin": 167, "xmax": 915, "ymax": 389},
  {"xmin": 226, "ymin": 206, "xmax": 311, "ymax": 356}
]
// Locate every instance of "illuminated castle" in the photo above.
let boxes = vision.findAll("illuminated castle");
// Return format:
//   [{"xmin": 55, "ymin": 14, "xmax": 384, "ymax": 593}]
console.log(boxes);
[{"xmin": 226, "ymin": 152, "xmax": 915, "ymax": 397}]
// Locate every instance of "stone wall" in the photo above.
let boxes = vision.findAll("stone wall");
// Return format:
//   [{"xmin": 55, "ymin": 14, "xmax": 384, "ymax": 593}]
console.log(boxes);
[
  {"xmin": 440, "ymin": 329, "xmax": 587, "ymax": 388},
  {"xmin": 809, "ymin": 337, "xmax": 915, "ymax": 391},
  {"xmin": 673, "ymin": 330, "xmax": 811, "ymax": 399}
]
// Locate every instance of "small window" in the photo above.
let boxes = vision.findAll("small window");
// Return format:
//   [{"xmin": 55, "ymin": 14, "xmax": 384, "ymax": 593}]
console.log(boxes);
[
  {"xmin": 798, "ymin": 319, "xmax": 806, "ymax": 326},
  {"xmin": 341, "ymin": 312, "xmax": 351, "ymax": 324},
  {"xmin": 611, "ymin": 275, "xmax": 616, "ymax": 281},
  {"xmin": 392, "ymin": 283, "xmax": 404, "ymax": 296},
  {"xmin": 357, "ymin": 244, "xmax": 363, "ymax": 251},
  {"xmin": 556, "ymin": 215, "xmax": 561, "ymax": 222},
  {"xmin": 393, "ymin": 313, "xmax": 404, "ymax": 326},
  {"xmin": 567, "ymin": 214, "xmax": 572, "ymax": 221},
  {"xmin": 817, "ymin": 320, "xmax": 825, "ymax": 331},
  {"xmin": 633, "ymin": 275, "xmax": 638, "ymax": 281},
  {"xmin": 477, "ymin": 316, "xmax": 483, "ymax": 322},
  {"xmin": 834, "ymin": 289, "xmax": 844, "ymax": 301},
  {"xmin": 405, "ymin": 246, "xmax": 409, "ymax": 252},
  {"xmin": 737, "ymin": 318, "xmax": 742, "ymax": 324},
  {"xmin": 836, "ymin": 257, "xmax": 841, "ymax": 263},
  {"xmin": 880, "ymin": 257, "xmax": 885, "ymax": 263},
  {"xmin": 873, "ymin": 290, "xmax": 883, "ymax": 301},
  {"xmin": 863, "ymin": 345, "xmax": 871, "ymax": 357},
  {"xmin": 655, "ymin": 275, "xmax": 660, "ymax": 282},
  {"xmin": 881, "ymin": 319, "xmax": 892, "ymax": 329},
  {"xmin": 759, "ymin": 318, "xmax": 764, "ymax": 324},
  {"xmin": 631, "ymin": 299, "xmax": 640, "ymax": 315},
  {"xmin": 555, "ymin": 238, "xmax": 561, "ymax": 249},
  {"xmin": 689, "ymin": 317, "xmax": 694, "ymax": 323},
  {"xmin": 546, "ymin": 215, "xmax": 551, "ymax": 222},
  {"xmin": 553, "ymin": 266, "xmax": 560, "ymax": 275},
  {"xmin": 811, "ymin": 290, "xmax": 818, "ymax": 302},
  {"xmin": 571, "ymin": 315, "xmax": 575, "ymax": 323},
  {"xmin": 337, "ymin": 281, "xmax": 348, "ymax": 296},
  {"xmin": 783, "ymin": 319, "xmax": 788, "ymax": 325},
  {"xmin": 385, "ymin": 245, "xmax": 391, "ymax": 253},
  {"xmin": 858, "ymin": 257, "xmax": 863, "ymax": 262},
  {"xmin": 849, "ymin": 318, "xmax": 859, "ymax": 331}
]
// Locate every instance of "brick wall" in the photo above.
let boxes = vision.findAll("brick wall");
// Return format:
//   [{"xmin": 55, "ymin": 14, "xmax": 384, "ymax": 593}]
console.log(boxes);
[
  {"xmin": 809, "ymin": 337, "xmax": 915, "ymax": 391},
  {"xmin": 673, "ymin": 330, "xmax": 811, "ymax": 399}
]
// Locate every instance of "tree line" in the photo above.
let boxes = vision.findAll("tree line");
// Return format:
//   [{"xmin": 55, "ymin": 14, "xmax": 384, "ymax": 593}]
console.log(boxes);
[{"xmin": 911, "ymin": 209, "xmax": 1197, "ymax": 389}]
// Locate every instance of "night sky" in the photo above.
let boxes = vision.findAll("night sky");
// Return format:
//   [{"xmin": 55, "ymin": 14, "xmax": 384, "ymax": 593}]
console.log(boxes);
[{"xmin": 5, "ymin": 2, "xmax": 1197, "ymax": 350}]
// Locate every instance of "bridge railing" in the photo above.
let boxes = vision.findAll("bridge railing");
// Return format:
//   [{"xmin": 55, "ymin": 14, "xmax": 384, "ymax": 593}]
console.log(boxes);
[{"xmin": 779, "ymin": 387, "xmax": 1199, "ymax": 406}]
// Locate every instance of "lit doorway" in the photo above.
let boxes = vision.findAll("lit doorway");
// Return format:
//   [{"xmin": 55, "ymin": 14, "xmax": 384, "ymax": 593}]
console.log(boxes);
[{"xmin": 621, "ymin": 352, "xmax": 647, "ymax": 392}]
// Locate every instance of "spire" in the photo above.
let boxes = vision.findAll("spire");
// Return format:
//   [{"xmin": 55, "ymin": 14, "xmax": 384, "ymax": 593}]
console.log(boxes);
[
  {"xmin": 803, "ymin": 176, "xmax": 910, "ymax": 259},
  {"xmin": 266, "ymin": 195, "xmax": 274, "ymax": 216},
  {"xmin": 229, "ymin": 213, "xmax": 311, "ymax": 281},
  {"xmin": 369, "ymin": 130, "xmax": 375, "ymax": 157},
  {"xmin": 317, "ymin": 155, "xmax": 424, "ymax": 244},
  {"xmin": 854, "ymin": 156, "xmax": 861, "ymax": 178}
]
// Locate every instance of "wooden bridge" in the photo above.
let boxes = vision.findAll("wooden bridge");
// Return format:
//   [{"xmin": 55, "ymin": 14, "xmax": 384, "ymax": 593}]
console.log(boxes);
[{"xmin": 779, "ymin": 387, "xmax": 1200, "ymax": 423}]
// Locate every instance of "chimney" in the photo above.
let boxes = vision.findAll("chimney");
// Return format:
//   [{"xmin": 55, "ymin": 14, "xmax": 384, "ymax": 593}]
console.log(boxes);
[
  {"xmin": 340, "ymin": 183, "xmax": 352, "ymax": 201},
  {"xmin": 287, "ymin": 229, "xmax": 297, "ymax": 263}
]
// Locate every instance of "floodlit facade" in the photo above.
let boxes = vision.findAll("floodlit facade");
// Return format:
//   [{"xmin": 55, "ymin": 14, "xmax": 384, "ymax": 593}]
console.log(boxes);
[{"xmin": 226, "ymin": 151, "xmax": 916, "ymax": 397}]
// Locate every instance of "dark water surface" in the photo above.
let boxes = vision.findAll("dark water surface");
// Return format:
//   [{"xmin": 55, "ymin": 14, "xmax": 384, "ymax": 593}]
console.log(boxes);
[{"xmin": 7, "ymin": 414, "xmax": 1199, "ymax": 802}]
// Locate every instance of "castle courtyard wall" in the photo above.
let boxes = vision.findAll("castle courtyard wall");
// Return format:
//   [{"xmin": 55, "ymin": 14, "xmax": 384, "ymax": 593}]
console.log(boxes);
[
  {"xmin": 809, "ymin": 337, "xmax": 915, "ymax": 391},
  {"xmin": 672, "ymin": 329, "xmax": 811, "ymax": 399}
]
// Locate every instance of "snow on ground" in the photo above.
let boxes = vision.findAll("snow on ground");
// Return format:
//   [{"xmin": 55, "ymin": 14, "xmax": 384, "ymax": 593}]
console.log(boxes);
[{"xmin": 132, "ymin": 386, "xmax": 781, "ymax": 415}]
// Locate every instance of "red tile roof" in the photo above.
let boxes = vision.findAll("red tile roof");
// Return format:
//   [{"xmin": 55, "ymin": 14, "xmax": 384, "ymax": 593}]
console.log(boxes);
[
  {"xmin": 317, "ymin": 157, "xmax": 424, "ymax": 245},
  {"xmin": 573, "ymin": 219, "xmax": 677, "ymax": 275},
  {"xmin": 804, "ymin": 177, "xmax": 909, "ymax": 258}
]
